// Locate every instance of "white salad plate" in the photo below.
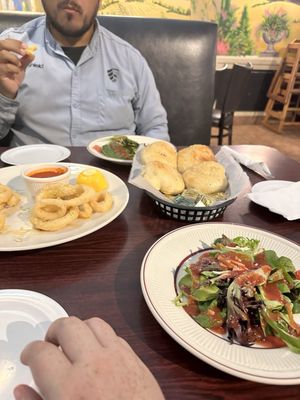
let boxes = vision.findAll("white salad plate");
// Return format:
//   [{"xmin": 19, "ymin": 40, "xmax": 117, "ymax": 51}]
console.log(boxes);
[
  {"xmin": 251, "ymin": 180, "xmax": 294, "ymax": 194},
  {"xmin": 0, "ymin": 289, "xmax": 68, "ymax": 400},
  {"xmin": 0, "ymin": 163, "xmax": 129, "ymax": 251},
  {"xmin": 87, "ymin": 135, "xmax": 162, "ymax": 165},
  {"xmin": 140, "ymin": 222, "xmax": 300, "ymax": 385},
  {"xmin": 1, "ymin": 144, "xmax": 71, "ymax": 165}
]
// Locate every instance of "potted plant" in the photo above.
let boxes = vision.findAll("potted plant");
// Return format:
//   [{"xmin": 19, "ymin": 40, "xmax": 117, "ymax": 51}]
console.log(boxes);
[{"xmin": 258, "ymin": 8, "xmax": 289, "ymax": 56}]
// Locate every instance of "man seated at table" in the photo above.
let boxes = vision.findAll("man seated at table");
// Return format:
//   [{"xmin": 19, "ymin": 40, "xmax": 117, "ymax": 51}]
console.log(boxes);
[{"xmin": 0, "ymin": 0, "xmax": 169, "ymax": 147}]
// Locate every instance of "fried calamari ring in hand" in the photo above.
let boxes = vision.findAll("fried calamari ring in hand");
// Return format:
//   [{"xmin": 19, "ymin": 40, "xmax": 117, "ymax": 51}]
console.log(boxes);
[
  {"xmin": 30, "ymin": 207, "xmax": 79, "ymax": 232},
  {"xmin": 32, "ymin": 199, "xmax": 67, "ymax": 221},
  {"xmin": 90, "ymin": 191, "xmax": 113, "ymax": 213},
  {"xmin": 25, "ymin": 44, "xmax": 37, "ymax": 56}
]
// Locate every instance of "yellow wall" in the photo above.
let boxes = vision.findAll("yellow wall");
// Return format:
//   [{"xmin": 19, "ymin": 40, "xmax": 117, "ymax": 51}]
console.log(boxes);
[
  {"xmin": 232, "ymin": 1, "xmax": 300, "ymax": 56},
  {"xmin": 0, "ymin": 0, "xmax": 299, "ymax": 56}
]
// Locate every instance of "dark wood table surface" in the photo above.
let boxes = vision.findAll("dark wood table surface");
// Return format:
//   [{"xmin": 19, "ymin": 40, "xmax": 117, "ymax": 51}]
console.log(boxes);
[{"xmin": 1, "ymin": 145, "xmax": 300, "ymax": 400}]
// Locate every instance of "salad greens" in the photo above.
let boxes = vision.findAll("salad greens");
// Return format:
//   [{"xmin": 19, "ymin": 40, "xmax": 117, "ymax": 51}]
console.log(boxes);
[
  {"xmin": 175, "ymin": 235, "xmax": 300, "ymax": 352},
  {"xmin": 101, "ymin": 136, "xmax": 139, "ymax": 160}
]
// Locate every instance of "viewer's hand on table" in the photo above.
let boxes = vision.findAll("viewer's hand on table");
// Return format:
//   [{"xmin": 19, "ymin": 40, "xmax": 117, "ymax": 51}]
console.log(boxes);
[
  {"xmin": 0, "ymin": 39, "xmax": 34, "ymax": 99},
  {"xmin": 14, "ymin": 316, "xmax": 165, "ymax": 400}
]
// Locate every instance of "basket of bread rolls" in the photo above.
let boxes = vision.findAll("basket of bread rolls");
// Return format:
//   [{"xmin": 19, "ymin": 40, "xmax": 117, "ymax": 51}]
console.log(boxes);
[{"xmin": 128, "ymin": 141, "xmax": 250, "ymax": 222}]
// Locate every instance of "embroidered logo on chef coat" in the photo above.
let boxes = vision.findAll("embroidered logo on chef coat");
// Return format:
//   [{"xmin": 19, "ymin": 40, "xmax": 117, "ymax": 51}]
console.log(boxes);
[
  {"xmin": 28, "ymin": 63, "xmax": 45, "ymax": 68},
  {"xmin": 107, "ymin": 68, "xmax": 119, "ymax": 82}
]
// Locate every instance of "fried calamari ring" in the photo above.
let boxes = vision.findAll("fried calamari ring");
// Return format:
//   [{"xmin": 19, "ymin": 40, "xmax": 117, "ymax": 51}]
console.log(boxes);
[
  {"xmin": 0, "ymin": 185, "xmax": 21, "ymax": 221},
  {"xmin": 32, "ymin": 199, "xmax": 67, "ymax": 221},
  {"xmin": 37, "ymin": 183, "xmax": 95, "ymax": 207},
  {"xmin": 0, "ymin": 213, "xmax": 5, "ymax": 232},
  {"xmin": 62, "ymin": 185, "xmax": 95, "ymax": 207},
  {"xmin": 30, "ymin": 181, "xmax": 113, "ymax": 231},
  {"xmin": 36, "ymin": 183, "xmax": 78, "ymax": 201},
  {"xmin": 0, "ymin": 184, "xmax": 12, "ymax": 204},
  {"xmin": 90, "ymin": 191, "xmax": 113, "ymax": 213},
  {"xmin": 7, "ymin": 192, "xmax": 21, "ymax": 207},
  {"xmin": 31, "ymin": 207, "xmax": 79, "ymax": 232},
  {"xmin": 78, "ymin": 203, "xmax": 93, "ymax": 219},
  {"xmin": 25, "ymin": 44, "xmax": 37, "ymax": 56}
]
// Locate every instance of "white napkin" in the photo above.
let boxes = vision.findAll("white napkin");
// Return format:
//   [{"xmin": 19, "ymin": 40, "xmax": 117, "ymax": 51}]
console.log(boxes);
[
  {"xmin": 248, "ymin": 181, "xmax": 300, "ymax": 220},
  {"xmin": 222, "ymin": 146, "xmax": 274, "ymax": 179}
]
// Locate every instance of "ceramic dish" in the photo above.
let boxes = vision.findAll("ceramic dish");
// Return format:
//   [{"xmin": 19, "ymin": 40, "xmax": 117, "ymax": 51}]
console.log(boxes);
[
  {"xmin": 141, "ymin": 222, "xmax": 300, "ymax": 385},
  {"xmin": 1, "ymin": 144, "xmax": 71, "ymax": 165},
  {"xmin": 0, "ymin": 289, "xmax": 68, "ymax": 400},
  {"xmin": 22, "ymin": 163, "xmax": 71, "ymax": 196},
  {"xmin": 0, "ymin": 163, "xmax": 129, "ymax": 251},
  {"xmin": 251, "ymin": 180, "xmax": 293, "ymax": 194},
  {"xmin": 87, "ymin": 135, "xmax": 163, "ymax": 165}
]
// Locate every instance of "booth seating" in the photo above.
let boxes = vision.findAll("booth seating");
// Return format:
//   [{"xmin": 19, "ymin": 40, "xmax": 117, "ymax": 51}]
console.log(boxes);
[{"xmin": 0, "ymin": 13, "xmax": 217, "ymax": 146}]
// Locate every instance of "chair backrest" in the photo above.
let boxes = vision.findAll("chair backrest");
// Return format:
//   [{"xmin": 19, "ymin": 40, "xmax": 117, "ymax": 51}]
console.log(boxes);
[
  {"xmin": 221, "ymin": 64, "xmax": 252, "ymax": 114},
  {"xmin": 0, "ymin": 13, "xmax": 217, "ymax": 146}
]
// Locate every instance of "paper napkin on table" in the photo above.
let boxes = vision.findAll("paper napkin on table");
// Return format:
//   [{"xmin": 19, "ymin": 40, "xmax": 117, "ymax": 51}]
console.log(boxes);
[
  {"xmin": 248, "ymin": 181, "xmax": 300, "ymax": 220},
  {"xmin": 221, "ymin": 146, "xmax": 274, "ymax": 179}
]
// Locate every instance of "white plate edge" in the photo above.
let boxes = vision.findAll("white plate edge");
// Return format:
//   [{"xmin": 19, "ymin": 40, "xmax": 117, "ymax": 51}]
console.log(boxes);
[{"xmin": 1, "ymin": 145, "xmax": 71, "ymax": 165}]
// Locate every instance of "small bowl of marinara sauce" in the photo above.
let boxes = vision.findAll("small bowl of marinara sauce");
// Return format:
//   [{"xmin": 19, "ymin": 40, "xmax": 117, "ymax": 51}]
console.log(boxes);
[{"xmin": 22, "ymin": 163, "xmax": 71, "ymax": 197}]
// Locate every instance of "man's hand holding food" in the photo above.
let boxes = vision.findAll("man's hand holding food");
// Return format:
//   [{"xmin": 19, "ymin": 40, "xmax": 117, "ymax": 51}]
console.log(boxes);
[{"xmin": 0, "ymin": 39, "xmax": 36, "ymax": 99}]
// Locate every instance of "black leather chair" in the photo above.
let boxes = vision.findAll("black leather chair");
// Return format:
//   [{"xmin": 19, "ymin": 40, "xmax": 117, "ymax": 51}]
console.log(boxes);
[
  {"xmin": 211, "ymin": 63, "xmax": 252, "ymax": 145},
  {"xmin": 0, "ymin": 13, "xmax": 217, "ymax": 146}
]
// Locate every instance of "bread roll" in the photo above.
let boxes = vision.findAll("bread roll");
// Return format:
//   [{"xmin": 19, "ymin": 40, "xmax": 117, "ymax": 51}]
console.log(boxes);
[
  {"xmin": 182, "ymin": 161, "xmax": 228, "ymax": 194},
  {"xmin": 141, "ymin": 141, "xmax": 177, "ymax": 168},
  {"xmin": 143, "ymin": 161, "xmax": 185, "ymax": 195},
  {"xmin": 177, "ymin": 145, "xmax": 215, "ymax": 173}
]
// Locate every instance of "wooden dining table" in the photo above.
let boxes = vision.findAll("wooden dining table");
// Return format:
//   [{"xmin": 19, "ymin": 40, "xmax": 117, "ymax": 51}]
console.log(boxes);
[{"xmin": 0, "ymin": 144, "xmax": 300, "ymax": 400}]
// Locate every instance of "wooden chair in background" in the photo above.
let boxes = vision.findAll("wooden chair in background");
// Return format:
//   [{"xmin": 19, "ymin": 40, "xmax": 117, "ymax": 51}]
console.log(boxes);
[
  {"xmin": 263, "ymin": 40, "xmax": 300, "ymax": 134},
  {"xmin": 211, "ymin": 63, "xmax": 252, "ymax": 145}
]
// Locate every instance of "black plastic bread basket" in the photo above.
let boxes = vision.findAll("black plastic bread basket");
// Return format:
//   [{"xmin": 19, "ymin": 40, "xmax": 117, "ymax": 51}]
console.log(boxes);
[{"xmin": 147, "ymin": 192, "xmax": 236, "ymax": 222}]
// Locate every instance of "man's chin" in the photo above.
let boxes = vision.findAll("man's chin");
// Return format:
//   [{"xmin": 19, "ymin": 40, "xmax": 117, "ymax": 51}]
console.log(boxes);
[
  {"xmin": 58, "ymin": 28, "xmax": 85, "ymax": 38},
  {"xmin": 51, "ymin": 21, "xmax": 89, "ymax": 39}
]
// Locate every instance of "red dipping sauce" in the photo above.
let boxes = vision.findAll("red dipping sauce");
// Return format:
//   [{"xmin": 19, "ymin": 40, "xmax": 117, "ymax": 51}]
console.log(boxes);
[{"xmin": 27, "ymin": 167, "xmax": 67, "ymax": 179}]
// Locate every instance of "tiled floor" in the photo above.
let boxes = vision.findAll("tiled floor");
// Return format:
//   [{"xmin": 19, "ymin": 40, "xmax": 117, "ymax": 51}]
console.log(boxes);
[{"xmin": 210, "ymin": 124, "xmax": 300, "ymax": 163}]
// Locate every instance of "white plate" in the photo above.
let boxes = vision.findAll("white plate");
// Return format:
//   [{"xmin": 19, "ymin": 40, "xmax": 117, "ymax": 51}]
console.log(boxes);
[
  {"xmin": 0, "ymin": 289, "xmax": 68, "ymax": 400},
  {"xmin": 251, "ymin": 180, "xmax": 293, "ymax": 193},
  {"xmin": 1, "ymin": 145, "xmax": 71, "ymax": 165},
  {"xmin": 87, "ymin": 135, "xmax": 162, "ymax": 165},
  {"xmin": 141, "ymin": 222, "xmax": 300, "ymax": 385},
  {"xmin": 0, "ymin": 163, "xmax": 129, "ymax": 251}
]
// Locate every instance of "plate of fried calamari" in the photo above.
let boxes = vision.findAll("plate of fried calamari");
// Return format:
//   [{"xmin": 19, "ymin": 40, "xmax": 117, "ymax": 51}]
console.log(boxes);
[{"xmin": 0, "ymin": 163, "xmax": 129, "ymax": 251}]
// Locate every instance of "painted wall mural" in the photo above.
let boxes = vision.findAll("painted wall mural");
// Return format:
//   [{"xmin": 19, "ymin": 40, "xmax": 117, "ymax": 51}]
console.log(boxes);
[{"xmin": 0, "ymin": 0, "xmax": 299, "ymax": 57}]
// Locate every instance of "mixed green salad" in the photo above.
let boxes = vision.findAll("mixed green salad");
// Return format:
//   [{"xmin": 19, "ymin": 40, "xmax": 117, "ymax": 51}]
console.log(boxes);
[
  {"xmin": 175, "ymin": 235, "xmax": 300, "ymax": 352},
  {"xmin": 94, "ymin": 136, "xmax": 139, "ymax": 160}
]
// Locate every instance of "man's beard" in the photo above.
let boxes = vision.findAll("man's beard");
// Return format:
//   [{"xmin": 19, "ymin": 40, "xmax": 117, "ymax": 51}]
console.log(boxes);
[
  {"xmin": 44, "ymin": 0, "xmax": 99, "ymax": 39},
  {"xmin": 47, "ymin": 15, "xmax": 95, "ymax": 38}
]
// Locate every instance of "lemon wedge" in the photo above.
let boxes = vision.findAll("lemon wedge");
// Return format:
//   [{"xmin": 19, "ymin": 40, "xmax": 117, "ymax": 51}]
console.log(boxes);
[{"xmin": 76, "ymin": 169, "xmax": 108, "ymax": 192}]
